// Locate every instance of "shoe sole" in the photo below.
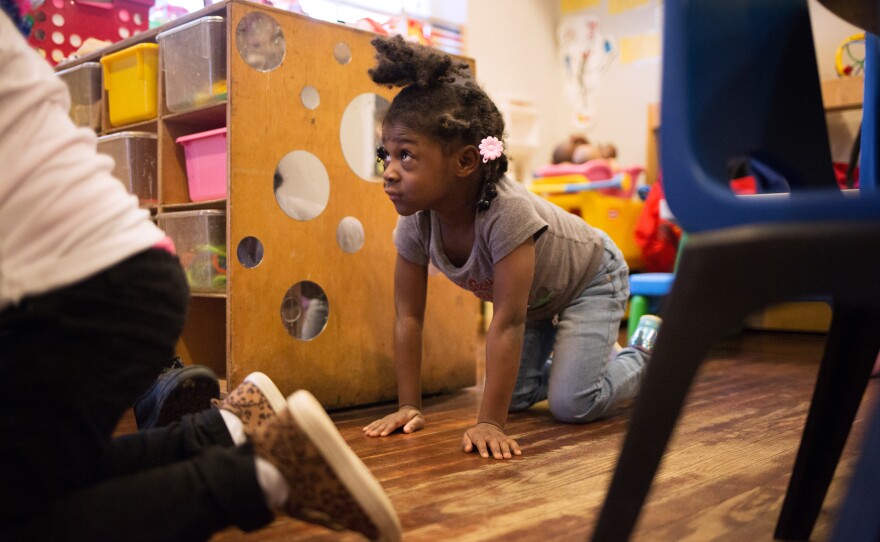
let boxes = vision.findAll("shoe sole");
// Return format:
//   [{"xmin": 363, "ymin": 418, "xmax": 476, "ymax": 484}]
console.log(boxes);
[
  {"xmin": 140, "ymin": 367, "xmax": 220, "ymax": 430},
  {"xmin": 244, "ymin": 371, "xmax": 287, "ymax": 413},
  {"xmin": 288, "ymin": 390, "xmax": 402, "ymax": 542}
]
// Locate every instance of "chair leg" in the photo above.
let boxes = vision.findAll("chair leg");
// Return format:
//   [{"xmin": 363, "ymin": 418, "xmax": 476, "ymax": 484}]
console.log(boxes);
[
  {"xmin": 593, "ymin": 223, "xmax": 880, "ymax": 542},
  {"xmin": 774, "ymin": 306, "xmax": 880, "ymax": 541},
  {"xmin": 628, "ymin": 295, "xmax": 650, "ymax": 340},
  {"xmin": 831, "ymin": 368, "xmax": 880, "ymax": 542},
  {"xmin": 591, "ymin": 240, "xmax": 761, "ymax": 542}
]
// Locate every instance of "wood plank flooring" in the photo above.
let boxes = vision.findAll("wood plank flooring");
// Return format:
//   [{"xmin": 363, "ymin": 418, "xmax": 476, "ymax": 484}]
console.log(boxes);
[{"xmin": 122, "ymin": 330, "xmax": 879, "ymax": 541}]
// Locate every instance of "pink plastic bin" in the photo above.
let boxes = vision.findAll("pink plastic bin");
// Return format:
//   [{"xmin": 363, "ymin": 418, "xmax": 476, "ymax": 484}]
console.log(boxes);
[{"xmin": 176, "ymin": 127, "xmax": 227, "ymax": 201}]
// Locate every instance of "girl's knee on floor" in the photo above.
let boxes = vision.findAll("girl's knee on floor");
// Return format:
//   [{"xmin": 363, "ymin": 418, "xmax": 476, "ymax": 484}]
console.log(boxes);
[{"xmin": 547, "ymin": 390, "xmax": 608, "ymax": 424}]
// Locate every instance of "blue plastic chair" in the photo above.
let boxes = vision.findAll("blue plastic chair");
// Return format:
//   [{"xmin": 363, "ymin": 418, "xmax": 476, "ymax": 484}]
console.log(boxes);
[
  {"xmin": 830, "ymin": 31, "xmax": 880, "ymax": 542},
  {"xmin": 592, "ymin": 2, "xmax": 880, "ymax": 541},
  {"xmin": 863, "ymin": 32, "xmax": 879, "ymax": 191}
]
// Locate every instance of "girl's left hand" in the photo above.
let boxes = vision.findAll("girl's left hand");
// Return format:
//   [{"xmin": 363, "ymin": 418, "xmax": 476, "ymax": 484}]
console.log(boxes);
[{"xmin": 462, "ymin": 422, "xmax": 522, "ymax": 460}]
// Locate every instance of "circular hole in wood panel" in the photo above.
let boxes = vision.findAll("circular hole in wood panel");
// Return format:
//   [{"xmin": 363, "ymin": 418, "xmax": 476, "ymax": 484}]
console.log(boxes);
[
  {"xmin": 340, "ymin": 93, "xmax": 390, "ymax": 182},
  {"xmin": 236, "ymin": 236, "xmax": 264, "ymax": 268},
  {"xmin": 280, "ymin": 281, "xmax": 329, "ymax": 341},
  {"xmin": 274, "ymin": 150, "xmax": 330, "ymax": 221},
  {"xmin": 236, "ymin": 12, "xmax": 285, "ymax": 72}
]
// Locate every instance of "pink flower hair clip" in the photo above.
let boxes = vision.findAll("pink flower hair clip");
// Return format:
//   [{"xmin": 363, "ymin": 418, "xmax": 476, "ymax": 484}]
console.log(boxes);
[{"xmin": 479, "ymin": 136, "xmax": 504, "ymax": 163}]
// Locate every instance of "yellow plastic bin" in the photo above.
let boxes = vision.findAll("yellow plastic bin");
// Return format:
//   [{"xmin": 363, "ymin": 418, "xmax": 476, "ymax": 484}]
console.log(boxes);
[
  {"xmin": 100, "ymin": 43, "xmax": 159, "ymax": 127},
  {"xmin": 579, "ymin": 192, "xmax": 644, "ymax": 270},
  {"xmin": 529, "ymin": 173, "xmax": 645, "ymax": 270}
]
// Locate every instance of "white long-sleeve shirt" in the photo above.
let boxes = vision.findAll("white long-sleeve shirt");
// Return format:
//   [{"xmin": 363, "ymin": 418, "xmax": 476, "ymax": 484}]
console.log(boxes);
[{"xmin": 0, "ymin": 12, "xmax": 164, "ymax": 310}]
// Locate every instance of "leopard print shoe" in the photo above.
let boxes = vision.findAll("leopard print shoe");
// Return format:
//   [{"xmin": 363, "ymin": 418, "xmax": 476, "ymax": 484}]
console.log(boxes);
[
  {"xmin": 215, "ymin": 372, "xmax": 287, "ymax": 435},
  {"xmin": 250, "ymin": 390, "xmax": 401, "ymax": 542}
]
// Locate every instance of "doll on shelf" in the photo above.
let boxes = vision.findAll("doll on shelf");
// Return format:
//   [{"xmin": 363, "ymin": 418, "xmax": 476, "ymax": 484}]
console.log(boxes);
[{"xmin": 551, "ymin": 134, "xmax": 620, "ymax": 169}]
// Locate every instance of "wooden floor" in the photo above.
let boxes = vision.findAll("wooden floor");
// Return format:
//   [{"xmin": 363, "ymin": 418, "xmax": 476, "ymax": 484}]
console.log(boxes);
[{"xmin": 121, "ymin": 329, "xmax": 879, "ymax": 541}]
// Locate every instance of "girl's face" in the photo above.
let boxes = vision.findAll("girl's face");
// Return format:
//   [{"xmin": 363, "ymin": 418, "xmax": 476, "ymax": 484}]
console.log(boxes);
[{"xmin": 379, "ymin": 123, "xmax": 459, "ymax": 216}]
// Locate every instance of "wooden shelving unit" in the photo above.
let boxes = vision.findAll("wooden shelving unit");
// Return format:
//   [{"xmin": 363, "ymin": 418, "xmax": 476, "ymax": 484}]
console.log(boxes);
[
  {"xmin": 55, "ymin": 0, "xmax": 480, "ymax": 408},
  {"xmin": 821, "ymin": 75, "xmax": 865, "ymax": 112}
]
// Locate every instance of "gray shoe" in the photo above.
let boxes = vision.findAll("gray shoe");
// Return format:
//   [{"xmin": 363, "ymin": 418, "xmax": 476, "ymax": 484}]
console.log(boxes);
[{"xmin": 629, "ymin": 315, "xmax": 662, "ymax": 353}]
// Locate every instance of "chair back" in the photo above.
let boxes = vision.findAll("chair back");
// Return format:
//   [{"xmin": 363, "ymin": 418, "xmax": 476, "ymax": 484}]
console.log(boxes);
[{"xmin": 661, "ymin": 0, "xmax": 880, "ymax": 232}]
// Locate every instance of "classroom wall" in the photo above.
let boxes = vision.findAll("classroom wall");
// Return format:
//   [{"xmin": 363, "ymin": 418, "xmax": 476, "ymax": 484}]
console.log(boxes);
[
  {"xmin": 466, "ymin": 0, "xmax": 864, "ymax": 178},
  {"xmin": 466, "ymin": 0, "xmax": 566, "ymax": 180}
]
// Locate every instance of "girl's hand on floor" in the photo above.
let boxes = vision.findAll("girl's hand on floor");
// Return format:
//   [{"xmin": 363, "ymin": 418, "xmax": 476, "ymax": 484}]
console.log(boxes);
[
  {"xmin": 462, "ymin": 422, "xmax": 522, "ymax": 459},
  {"xmin": 362, "ymin": 406, "xmax": 425, "ymax": 437}
]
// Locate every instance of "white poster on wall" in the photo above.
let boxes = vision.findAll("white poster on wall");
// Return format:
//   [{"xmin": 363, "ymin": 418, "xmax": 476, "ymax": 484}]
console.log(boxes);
[{"xmin": 558, "ymin": 13, "xmax": 617, "ymax": 130}]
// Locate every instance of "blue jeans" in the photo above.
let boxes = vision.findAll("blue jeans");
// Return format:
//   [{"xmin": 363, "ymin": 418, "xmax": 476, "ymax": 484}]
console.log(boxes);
[{"xmin": 510, "ymin": 232, "xmax": 649, "ymax": 423}]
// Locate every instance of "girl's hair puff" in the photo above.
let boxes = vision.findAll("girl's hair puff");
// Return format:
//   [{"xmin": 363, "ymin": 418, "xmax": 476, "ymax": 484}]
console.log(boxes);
[{"xmin": 369, "ymin": 35, "xmax": 507, "ymax": 211}]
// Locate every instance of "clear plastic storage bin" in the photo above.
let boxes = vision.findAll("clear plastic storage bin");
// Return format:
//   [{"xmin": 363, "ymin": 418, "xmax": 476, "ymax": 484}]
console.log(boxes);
[
  {"xmin": 157, "ymin": 16, "xmax": 227, "ymax": 113},
  {"xmin": 157, "ymin": 210, "xmax": 227, "ymax": 293},
  {"xmin": 56, "ymin": 62, "xmax": 102, "ymax": 130},
  {"xmin": 96, "ymin": 131, "xmax": 158, "ymax": 205}
]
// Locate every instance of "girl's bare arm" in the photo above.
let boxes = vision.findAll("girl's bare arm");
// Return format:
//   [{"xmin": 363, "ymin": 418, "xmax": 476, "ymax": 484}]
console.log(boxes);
[
  {"xmin": 463, "ymin": 238, "xmax": 535, "ymax": 458},
  {"xmin": 364, "ymin": 254, "xmax": 428, "ymax": 436}
]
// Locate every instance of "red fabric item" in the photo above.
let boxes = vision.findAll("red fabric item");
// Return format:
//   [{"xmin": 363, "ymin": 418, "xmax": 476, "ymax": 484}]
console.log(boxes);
[
  {"xmin": 729, "ymin": 176, "xmax": 757, "ymax": 195},
  {"xmin": 833, "ymin": 162, "xmax": 859, "ymax": 189},
  {"xmin": 634, "ymin": 176, "xmax": 681, "ymax": 272}
]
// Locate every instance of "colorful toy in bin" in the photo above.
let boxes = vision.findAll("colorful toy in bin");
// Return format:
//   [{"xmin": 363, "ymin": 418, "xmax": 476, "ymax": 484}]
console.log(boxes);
[
  {"xmin": 157, "ymin": 209, "xmax": 226, "ymax": 293},
  {"xmin": 179, "ymin": 243, "xmax": 227, "ymax": 291},
  {"xmin": 101, "ymin": 43, "xmax": 159, "ymax": 127}
]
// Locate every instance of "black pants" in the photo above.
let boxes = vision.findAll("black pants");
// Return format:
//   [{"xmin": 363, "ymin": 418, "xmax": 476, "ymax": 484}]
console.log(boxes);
[{"xmin": 0, "ymin": 249, "xmax": 274, "ymax": 541}]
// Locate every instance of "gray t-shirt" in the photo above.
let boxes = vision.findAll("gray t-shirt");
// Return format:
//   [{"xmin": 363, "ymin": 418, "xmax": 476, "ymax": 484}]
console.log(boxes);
[{"xmin": 394, "ymin": 176, "xmax": 605, "ymax": 321}]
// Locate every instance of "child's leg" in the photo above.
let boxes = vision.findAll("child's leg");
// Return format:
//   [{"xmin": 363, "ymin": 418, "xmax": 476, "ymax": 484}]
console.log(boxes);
[
  {"xmin": 105, "ymin": 370, "xmax": 289, "ymax": 476},
  {"xmin": 546, "ymin": 240, "xmax": 648, "ymax": 423},
  {"xmin": 2, "ymin": 445, "xmax": 274, "ymax": 541},
  {"xmin": 0, "ymin": 248, "xmax": 189, "ymax": 523},
  {"xmin": 102, "ymin": 409, "xmax": 234, "ymax": 476},
  {"xmin": 32, "ymin": 373, "xmax": 293, "ymax": 540},
  {"xmin": 509, "ymin": 319, "xmax": 556, "ymax": 412}
]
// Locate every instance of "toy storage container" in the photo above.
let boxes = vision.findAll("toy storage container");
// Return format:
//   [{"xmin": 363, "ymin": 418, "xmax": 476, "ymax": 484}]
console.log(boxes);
[
  {"xmin": 27, "ymin": 0, "xmax": 153, "ymax": 66},
  {"xmin": 56, "ymin": 62, "xmax": 102, "ymax": 130},
  {"xmin": 157, "ymin": 16, "xmax": 228, "ymax": 113},
  {"xmin": 176, "ymin": 127, "xmax": 227, "ymax": 201},
  {"xmin": 157, "ymin": 210, "xmax": 227, "ymax": 293},
  {"xmin": 100, "ymin": 43, "xmax": 159, "ymax": 127},
  {"xmin": 530, "ymin": 171, "xmax": 644, "ymax": 270},
  {"xmin": 96, "ymin": 131, "xmax": 158, "ymax": 204}
]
